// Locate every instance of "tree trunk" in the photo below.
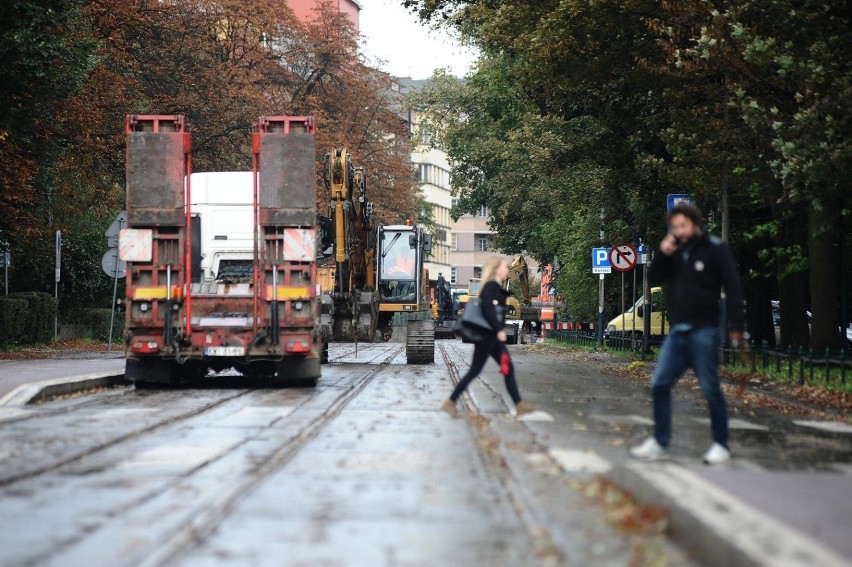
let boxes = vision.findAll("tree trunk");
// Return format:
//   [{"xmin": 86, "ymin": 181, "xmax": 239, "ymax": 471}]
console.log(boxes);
[
  {"xmin": 808, "ymin": 198, "xmax": 842, "ymax": 351},
  {"xmin": 778, "ymin": 207, "xmax": 810, "ymax": 350},
  {"xmin": 740, "ymin": 240, "xmax": 776, "ymax": 348}
]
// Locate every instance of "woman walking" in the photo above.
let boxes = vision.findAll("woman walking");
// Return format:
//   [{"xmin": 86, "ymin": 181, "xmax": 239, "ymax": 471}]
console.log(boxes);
[{"xmin": 441, "ymin": 257, "xmax": 536, "ymax": 418}]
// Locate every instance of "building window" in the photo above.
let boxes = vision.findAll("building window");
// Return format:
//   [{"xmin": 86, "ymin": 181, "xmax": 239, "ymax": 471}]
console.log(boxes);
[
  {"xmin": 477, "ymin": 234, "xmax": 490, "ymax": 251},
  {"xmin": 476, "ymin": 205, "xmax": 488, "ymax": 217},
  {"xmin": 450, "ymin": 267, "xmax": 457, "ymax": 284},
  {"xmin": 473, "ymin": 267, "xmax": 482, "ymax": 278},
  {"xmin": 451, "ymin": 233, "xmax": 457, "ymax": 250}
]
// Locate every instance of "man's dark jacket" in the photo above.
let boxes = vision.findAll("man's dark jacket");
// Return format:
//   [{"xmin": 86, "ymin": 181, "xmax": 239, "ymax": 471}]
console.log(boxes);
[{"xmin": 649, "ymin": 231, "xmax": 745, "ymax": 332}]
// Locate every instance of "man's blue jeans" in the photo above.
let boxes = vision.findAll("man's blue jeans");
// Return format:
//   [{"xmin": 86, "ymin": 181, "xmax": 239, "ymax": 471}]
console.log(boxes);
[{"xmin": 652, "ymin": 326, "xmax": 729, "ymax": 448}]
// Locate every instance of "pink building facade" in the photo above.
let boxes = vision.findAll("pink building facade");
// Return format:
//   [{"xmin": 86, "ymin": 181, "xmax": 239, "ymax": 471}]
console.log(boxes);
[{"xmin": 286, "ymin": 0, "xmax": 361, "ymax": 33}]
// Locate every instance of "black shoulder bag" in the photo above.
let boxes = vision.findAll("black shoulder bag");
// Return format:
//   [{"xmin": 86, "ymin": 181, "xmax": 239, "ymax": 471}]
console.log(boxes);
[{"xmin": 454, "ymin": 298, "xmax": 494, "ymax": 343}]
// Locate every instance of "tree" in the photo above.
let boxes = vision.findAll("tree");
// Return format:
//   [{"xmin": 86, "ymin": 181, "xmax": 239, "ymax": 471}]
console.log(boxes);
[
  {"xmin": 0, "ymin": 0, "xmax": 419, "ymax": 312},
  {"xmin": 406, "ymin": 0, "xmax": 851, "ymax": 347}
]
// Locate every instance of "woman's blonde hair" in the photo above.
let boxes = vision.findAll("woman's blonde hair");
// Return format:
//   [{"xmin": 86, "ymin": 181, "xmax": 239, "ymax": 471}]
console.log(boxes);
[{"xmin": 480, "ymin": 256, "xmax": 507, "ymax": 284}]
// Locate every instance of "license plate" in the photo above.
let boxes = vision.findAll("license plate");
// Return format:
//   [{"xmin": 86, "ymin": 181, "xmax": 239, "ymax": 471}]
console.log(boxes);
[{"xmin": 205, "ymin": 346, "xmax": 245, "ymax": 357}]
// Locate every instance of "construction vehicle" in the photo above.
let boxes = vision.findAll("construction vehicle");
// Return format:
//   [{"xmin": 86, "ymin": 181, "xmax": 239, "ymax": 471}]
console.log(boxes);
[
  {"xmin": 120, "ymin": 115, "xmax": 321, "ymax": 386},
  {"xmin": 316, "ymin": 148, "xmax": 435, "ymax": 364},
  {"xmin": 431, "ymin": 273, "xmax": 456, "ymax": 339},
  {"xmin": 504, "ymin": 256, "xmax": 542, "ymax": 343},
  {"xmin": 457, "ymin": 276, "xmax": 520, "ymax": 344},
  {"xmin": 317, "ymin": 148, "xmax": 379, "ymax": 362},
  {"xmin": 375, "ymin": 222, "xmax": 435, "ymax": 363}
]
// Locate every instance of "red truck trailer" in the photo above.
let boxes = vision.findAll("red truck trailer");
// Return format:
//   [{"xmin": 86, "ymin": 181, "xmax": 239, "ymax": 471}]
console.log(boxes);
[{"xmin": 120, "ymin": 115, "xmax": 321, "ymax": 386}]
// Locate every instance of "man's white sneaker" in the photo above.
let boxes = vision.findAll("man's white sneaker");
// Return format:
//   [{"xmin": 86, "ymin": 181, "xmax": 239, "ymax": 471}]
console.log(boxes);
[
  {"xmin": 702, "ymin": 443, "xmax": 732, "ymax": 465},
  {"xmin": 630, "ymin": 437, "xmax": 668, "ymax": 461}
]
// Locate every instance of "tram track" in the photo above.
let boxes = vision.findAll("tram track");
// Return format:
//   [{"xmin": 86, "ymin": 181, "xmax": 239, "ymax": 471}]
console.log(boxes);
[
  {"xmin": 133, "ymin": 344, "xmax": 404, "ymax": 567},
  {"xmin": 16, "ymin": 344, "xmax": 404, "ymax": 567},
  {"xmin": 437, "ymin": 341, "xmax": 564, "ymax": 564},
  {"xmin": 0, "ymin": 345, "xmax": 394, "ymax": 489},
  {"xmin": 0, "ymin": 389, "xmax": 256, "ymax": 488}
]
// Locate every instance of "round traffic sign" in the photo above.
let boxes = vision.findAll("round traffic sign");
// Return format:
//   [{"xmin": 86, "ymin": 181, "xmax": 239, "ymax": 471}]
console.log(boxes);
[
  {"xmin": 609, "ymin": 244, "xmax": 637, "ymax": 272},
  {"xmin": 102, "ymin": 248, "xmax": 127, "ymax": 279}
]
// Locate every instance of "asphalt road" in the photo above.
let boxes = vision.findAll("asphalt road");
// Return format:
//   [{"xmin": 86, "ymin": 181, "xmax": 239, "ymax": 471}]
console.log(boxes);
[{"xmin": 0, "ymin": 340, "xmax": 849, "ymax": 566}]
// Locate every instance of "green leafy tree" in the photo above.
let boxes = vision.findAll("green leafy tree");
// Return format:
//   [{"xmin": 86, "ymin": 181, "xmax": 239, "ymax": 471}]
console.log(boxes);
[{"xmin": 406, "ymin": 0, "xmax": 851, "ymax": 348}]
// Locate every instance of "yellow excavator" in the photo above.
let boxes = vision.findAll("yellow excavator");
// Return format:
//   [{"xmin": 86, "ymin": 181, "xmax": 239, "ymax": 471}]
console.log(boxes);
[
  {"xmin": 505, "ymin": 255, "xmax": 541, "ymax": 344},
  {"xmin": 317, "ymin": 148, "xmax": 379, "ymax": 361},
  {"xmin": 318, "ymin": 148, "xmax": 434, "ymax": 364},
  {"xmin": 374, "ymin": 221, "xmax": 435, "ymax": 363},
  {"xmin": 457, "ymin": 276, "xmax": 522, "ymax": 343}
]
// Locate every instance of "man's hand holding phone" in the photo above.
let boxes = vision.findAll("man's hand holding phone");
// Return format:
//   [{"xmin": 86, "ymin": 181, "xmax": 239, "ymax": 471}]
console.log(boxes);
[{"xmin": 659, "ymin": 234, "xmax": 677, "ymax": 256}]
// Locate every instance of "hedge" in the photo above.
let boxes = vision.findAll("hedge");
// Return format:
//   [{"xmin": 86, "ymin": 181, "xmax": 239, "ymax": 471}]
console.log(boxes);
[
  {"xmin": 8, "ymin": 292, "xmax": 58, "ymax": 344},
  {"xmin": 0, "ymin": 297, "xmax": 28, "ymax": 345},
  {"xmin": 73, "ymin": 308, "xmax": 124, "ymax": 343}
]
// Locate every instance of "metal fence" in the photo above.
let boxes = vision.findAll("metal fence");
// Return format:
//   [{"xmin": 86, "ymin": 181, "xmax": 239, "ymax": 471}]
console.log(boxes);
[{"xmin": 548, "ymin": 330, "xmax": 850, "ymax": 387}]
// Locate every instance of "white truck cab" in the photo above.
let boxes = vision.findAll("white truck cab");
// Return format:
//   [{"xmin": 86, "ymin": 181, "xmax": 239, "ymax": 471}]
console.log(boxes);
[{"xmin": 189, "ymin": 172, "xmax": 254, "ymax": 282}]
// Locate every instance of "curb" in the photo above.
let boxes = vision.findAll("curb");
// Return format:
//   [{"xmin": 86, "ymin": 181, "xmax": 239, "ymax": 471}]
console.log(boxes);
[
  {"xmin": 607, "ymin": 462, "xmax": 849, "ymax": 567},
  {"xmin": 0, "ymin": 371, "xmax": 129, "ymax": 407}
]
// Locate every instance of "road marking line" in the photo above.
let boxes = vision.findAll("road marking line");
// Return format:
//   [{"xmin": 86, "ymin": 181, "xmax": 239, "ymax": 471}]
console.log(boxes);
[
  {"xmin": 549, "ymin": 448, "xmax": 612, "ymax": 474},
  {"xmin": 625, "ymin": 462, "xmax": 850, "ymax": 567},
  {"xmin": 792, "ymin": 420, "xmax": 852, "ymax": 434},
  {"xmin": 591, "ymin": 414, "xmax": 654, "ymax": 426},
  {"xmin": 693, "ymin": 417, "xmax": 770, "ymax": 431},
  {"xmin": 517, "ymin": 410, "xmax": 554, "ymax": 421}
]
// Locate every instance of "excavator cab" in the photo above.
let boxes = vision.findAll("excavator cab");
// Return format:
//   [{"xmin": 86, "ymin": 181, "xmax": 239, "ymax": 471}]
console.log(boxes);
[{"xmin": 376, "ymin": 224, "xmax": 434, "ymax": 363}]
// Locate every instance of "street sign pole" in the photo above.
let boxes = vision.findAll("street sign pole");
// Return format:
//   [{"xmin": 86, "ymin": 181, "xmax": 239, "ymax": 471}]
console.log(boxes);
[
  {"xmin": 107, "ymin": 217, "xmax": 125, "ymax": 352},
  {"xmin": 598, "ymin": 273, "xmax": 605, "ymax": 345},
  {"xmin": 55, "ymin": 230, "xmax": 61, "ymax": 341},
  {"xmin": 631, "ymin": 260, "xmax": 637, "ymax": 350},
  {"xmin": 621, "ymin": 270, "xmax": 625, "ymax": 343},
  {"xmin": 598, "ymin": 208, "xmax": 605, "ymax": 345},
  {"xmin": 643, "ymin": 244, "xmax": 651, "ymax": 358}
]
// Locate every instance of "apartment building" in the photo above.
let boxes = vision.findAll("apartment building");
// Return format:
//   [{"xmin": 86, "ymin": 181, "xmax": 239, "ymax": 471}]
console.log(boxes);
[
  {"xmin": 285, "ymin": 0, "xmax": 361, "ymax": 32},
  {"xmin": 398, "ymin": 79, "xmax": 453, "ymax": 282}
]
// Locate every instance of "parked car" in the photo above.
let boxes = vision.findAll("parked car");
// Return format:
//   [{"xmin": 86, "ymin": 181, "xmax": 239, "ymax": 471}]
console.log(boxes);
[{"xmin": 771, "ymin": 300, "xmax": 852, "ymax": 346}]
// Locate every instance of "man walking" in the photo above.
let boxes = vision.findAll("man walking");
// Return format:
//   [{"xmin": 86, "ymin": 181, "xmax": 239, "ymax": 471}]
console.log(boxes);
[{"xmin": 630, "ymin": 203, "xmax": 745, "ymax": 465}]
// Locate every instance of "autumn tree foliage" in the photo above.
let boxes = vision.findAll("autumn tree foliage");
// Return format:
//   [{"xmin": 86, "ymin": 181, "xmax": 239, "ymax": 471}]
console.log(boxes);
[{"xmin": 0, "ymin": 0, "xmax": 416, "ymax": 310}]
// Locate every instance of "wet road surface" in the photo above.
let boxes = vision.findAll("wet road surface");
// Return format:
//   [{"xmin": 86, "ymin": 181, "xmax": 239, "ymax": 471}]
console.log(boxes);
[{"xmin": 1, "ymin": 339, "xmax": 847, "ymax": 566}]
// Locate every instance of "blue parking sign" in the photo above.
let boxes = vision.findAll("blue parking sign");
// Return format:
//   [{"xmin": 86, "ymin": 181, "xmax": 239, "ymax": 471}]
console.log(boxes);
[
  {"xmin": 667, "ymin": 194, "xmax": 694, "ymax": 211},
  {"xmin": 592, "ymin": 247, "xmax": 611, "ymax": 274}
]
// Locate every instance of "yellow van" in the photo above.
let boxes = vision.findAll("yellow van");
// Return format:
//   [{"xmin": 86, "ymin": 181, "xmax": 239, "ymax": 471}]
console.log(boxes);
[{"xmin": 605, "ymin": 287, "xmax": 668, "ymax": 338}]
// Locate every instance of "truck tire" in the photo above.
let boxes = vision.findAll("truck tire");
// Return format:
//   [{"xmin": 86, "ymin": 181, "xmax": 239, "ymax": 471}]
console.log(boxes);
[
  {"xmin": 321, "ymin": 340, "xmax": 329, "ymax": 364},
  {"xmin": 276, "ymin": 356, "xmax": 321, "ymax": 388},
  {"xmin": 239, "ymin": 361, "xmax": 276, "ymax": 379},
  {"xmin": 127, "ymin": 357, "xmax": 178, "ymax": 388}
]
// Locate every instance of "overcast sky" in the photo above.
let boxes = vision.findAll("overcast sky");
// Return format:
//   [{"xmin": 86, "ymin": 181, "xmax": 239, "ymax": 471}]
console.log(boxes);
[{"xmin": 358, "ymin": 0, "xmax": 478, "ymax": 80}]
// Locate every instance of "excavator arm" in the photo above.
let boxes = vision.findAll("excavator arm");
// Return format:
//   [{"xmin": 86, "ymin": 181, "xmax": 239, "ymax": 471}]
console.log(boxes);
[{"xmin": 508, "ymin": 255, "xmax": 532, "ymax": 305}]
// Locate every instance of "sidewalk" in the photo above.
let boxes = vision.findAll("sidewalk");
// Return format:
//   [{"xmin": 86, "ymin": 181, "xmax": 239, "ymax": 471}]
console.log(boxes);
[
  {"xmin": 0, "ymin": 356, "xmax": 125, "ymax": 404},
  {"xmin": 465, "ymin": 342, "xmax": 852, "ymax": 567}
]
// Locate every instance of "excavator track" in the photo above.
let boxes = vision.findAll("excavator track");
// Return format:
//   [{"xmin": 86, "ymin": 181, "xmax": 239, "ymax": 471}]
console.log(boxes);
[
  {"xmin": 406, "ymin": 319, "xmax": 435, "ymax": 364},
  {"xmin": 434, "ymin": 321, "xmax": 456, "ymax": 340}
]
